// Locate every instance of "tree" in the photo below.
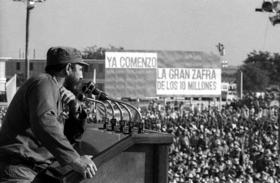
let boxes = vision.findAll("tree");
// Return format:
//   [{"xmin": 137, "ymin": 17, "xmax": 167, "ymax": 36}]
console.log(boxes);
[
  {"xmin": 82, "ymin": 45, "xmax": 124, "ymax": 59},
  {"xmin": 244, "ymin": 50, "xmax": 271, "ymax": 65},
  {"xmin": 239, "ymin": 64, "xmax": 270, "ymax": 92},
  {"xmin": 270, "ymin": 52, "xmax": 280, "ymax": 84},
  {"xmin": 240, "ymin": 50, "xmax": 280, "ymax": 92}
]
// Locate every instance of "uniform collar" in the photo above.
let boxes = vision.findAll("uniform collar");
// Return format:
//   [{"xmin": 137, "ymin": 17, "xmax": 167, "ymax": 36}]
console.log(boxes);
[{"xmin": 52, "ymin": 75, "xmax": 65, "ymax": 88}]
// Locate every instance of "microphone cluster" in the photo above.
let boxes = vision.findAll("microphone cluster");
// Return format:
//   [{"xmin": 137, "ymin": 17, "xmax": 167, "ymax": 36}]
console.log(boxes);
[{"xmin": 79, "ymin": 82, "xmax": 144, "ymax": 134}]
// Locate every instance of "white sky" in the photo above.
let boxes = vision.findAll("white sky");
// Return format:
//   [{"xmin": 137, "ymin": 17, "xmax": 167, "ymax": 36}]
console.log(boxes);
[{"xmin": 1, "ymin": 0, "xmax": 280, "ymax": 65}]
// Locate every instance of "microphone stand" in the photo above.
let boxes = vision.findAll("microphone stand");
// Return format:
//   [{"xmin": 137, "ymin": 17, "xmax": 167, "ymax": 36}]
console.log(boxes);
[
  {"xmin": 81, "ymin": 97, "xmax": 108, "ymax": 128},
  {"xmin": 118, "ymin": 102, "xmax": 132, "ymax": 122},
  {"xmin": 111, "ymin": 101, "xmax": 123, "ymax": 132},
  {"xmin": 108, "ymin": 98, "xmax": 142, "ymax": 121},
  {"xmin": 108, "ymin": 98, "xmax": 144, "ymax": 134},
  {"xmin": 105, "ymin": 100, "xmax": 116, "ymax": 131},
  {"xmin": 118, "ymin": 102, "xmax": 132, "ymax": 134},
  {"xmin": 113, "ymin": 101, "xmax": 123, "ymax": 121},
  {"xmin": 106, "ymin": 100, "xmax": 115, "ymax": 119}
]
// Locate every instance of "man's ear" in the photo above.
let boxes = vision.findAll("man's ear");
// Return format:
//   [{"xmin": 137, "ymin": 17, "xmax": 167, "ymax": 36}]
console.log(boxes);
[{"xmin": 65, "ymin": 63, "xmax": 72, "ymax": 75}]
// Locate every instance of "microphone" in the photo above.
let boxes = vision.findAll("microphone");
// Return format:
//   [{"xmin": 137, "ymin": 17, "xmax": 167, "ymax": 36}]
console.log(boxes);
[
  {"xmin": 105, "ymin": 100, "xmax": 116, "ymax": 131},
  {"xmin": 82, "ymin": 82, "xmax": 109, "ymax": 101}
]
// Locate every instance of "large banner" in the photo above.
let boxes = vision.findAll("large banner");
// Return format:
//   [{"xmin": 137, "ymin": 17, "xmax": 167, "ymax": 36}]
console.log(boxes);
[
  {"xmin": 105, "ymin": 52, "xmax": 157, "ymax": 98},
  {"xmin": 156, "ymin": 68, "xmax": 221, "ymax": 96},
  {"xmin": 105, "ymin": 51, "xmax": 221, "ymax": 98}
]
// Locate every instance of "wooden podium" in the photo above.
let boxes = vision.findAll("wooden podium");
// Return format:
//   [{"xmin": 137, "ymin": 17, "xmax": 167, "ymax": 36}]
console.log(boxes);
[{"xmin": 46, "ymin": 127, "xmax": 173, "ymax": 183}]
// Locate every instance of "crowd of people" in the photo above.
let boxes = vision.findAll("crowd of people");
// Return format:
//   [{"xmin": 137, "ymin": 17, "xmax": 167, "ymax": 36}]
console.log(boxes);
[
  {"xmin": 0, "ymin": 106, "xmax": 7, "ymax": 128},
  {"xmin": 0, "ymin": 91, "xmax": 279, "ymax": 182},
  {"xmin": 142, "ymin": 92, "xmax": 280, "ymax": 183}
]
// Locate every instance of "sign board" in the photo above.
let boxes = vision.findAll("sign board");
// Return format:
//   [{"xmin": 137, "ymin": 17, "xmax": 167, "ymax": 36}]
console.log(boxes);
[
  {"xmin": 105, "ymin": 52, "xmax": 157, "ymax": 98},
  {"xmin": 156, "ymin": 68, "xmax": 221, "ymax": 96},
  {"xmin": 105, "ymin": 51, "xmax": 221, "ymax": 98}
]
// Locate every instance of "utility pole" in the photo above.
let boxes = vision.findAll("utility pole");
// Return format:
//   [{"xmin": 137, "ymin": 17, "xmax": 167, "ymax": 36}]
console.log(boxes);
[
  {"xmin": 25, "ymin": 1, "xmax": 32, "ymax": 80},
  {"xmin": 13, "ymin": 0, "xmax": 45, "ymax": 80}
]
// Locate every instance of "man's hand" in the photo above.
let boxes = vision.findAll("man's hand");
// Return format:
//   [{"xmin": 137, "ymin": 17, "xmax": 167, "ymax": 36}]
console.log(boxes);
[
  {"xmin": 70, "ymin": 155, "xmax": 98, "ymax": 179},
  {"xmin": 59, "ymin": 87, "xmax": 76, "ymax": 105}
]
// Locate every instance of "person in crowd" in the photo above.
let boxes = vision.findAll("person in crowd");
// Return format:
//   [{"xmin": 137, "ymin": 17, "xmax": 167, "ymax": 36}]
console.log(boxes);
[{"xmin": 0, "ymin": 47, "xmax": 97, "ymax": 182}]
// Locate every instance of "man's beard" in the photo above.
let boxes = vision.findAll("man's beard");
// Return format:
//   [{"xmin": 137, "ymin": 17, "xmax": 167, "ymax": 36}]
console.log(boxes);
[{"xmin": 64, "ymin": 75, "xmax": 82, "ymax": 96}]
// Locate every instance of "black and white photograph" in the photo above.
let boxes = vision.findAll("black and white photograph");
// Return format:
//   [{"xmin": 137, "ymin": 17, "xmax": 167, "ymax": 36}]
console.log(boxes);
[{"xmin": 0, "ymin": 0, "xmax": 280, "ymax": 182}]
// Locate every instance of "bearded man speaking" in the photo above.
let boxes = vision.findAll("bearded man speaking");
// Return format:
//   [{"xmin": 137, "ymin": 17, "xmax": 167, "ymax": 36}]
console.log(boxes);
[{"xmin": 0, "ymin": 47, "xmax": 97, "ymax": 182}]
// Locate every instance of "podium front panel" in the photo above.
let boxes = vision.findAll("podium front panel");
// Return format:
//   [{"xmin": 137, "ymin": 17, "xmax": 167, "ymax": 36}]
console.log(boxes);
[
  {"xmin": 74, "ymin": 128, "xmax": 172, "ymax": 183},
  {"xmin": 81, "ymin": 151, "xmax": 145, "ymax": 183}
]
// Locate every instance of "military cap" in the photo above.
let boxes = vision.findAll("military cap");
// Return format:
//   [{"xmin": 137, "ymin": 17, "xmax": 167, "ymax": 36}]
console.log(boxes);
[{"xmin": 46, "ymin": 46, "xmax": 88, "ymax": 67}]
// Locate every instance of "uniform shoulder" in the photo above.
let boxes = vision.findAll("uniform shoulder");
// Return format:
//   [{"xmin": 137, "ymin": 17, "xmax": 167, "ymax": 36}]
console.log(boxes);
[
  {"xmin": 26, "ymin": 73, "xmax": 59, "ymax": 96},
  {"xmin": 29, "ymin": 73, "xmax": 57, "ymax": 86}
]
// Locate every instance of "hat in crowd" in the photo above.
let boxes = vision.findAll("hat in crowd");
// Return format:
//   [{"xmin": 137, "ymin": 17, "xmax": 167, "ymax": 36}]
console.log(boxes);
[{"xmin": 46, "ymin": 46, "xmax": 88, "ymax": 67}]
